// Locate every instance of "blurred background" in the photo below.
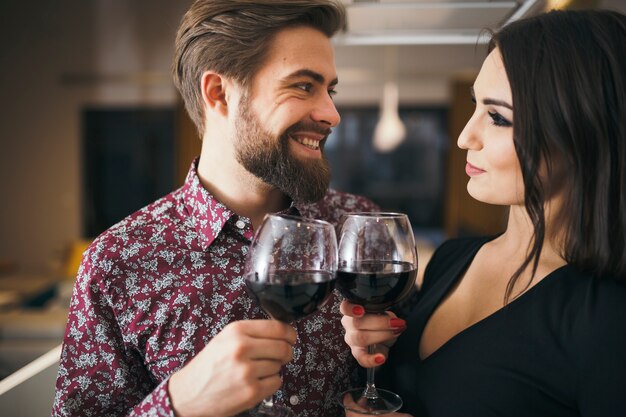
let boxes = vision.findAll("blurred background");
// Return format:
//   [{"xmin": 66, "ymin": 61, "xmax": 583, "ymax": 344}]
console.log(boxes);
[{"xmin": 0, "ymin": 0, "xmax": 623, "ymax": 414}]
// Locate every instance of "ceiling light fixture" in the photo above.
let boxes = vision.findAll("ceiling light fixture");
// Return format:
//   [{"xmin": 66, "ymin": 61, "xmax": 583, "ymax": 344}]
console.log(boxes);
[{"xmin": 373, "ymin": 46, "xmax": 406, "ymax": 153}]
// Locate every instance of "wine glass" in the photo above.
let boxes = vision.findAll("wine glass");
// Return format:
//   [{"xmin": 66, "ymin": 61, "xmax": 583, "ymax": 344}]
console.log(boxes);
[
  {"xmin": 244, "ymin": 214, "xmax": 338, "ymax": 417},
  {"xmin": 335, "ymin": 212, "xmax": 417, "ymax": 415}
]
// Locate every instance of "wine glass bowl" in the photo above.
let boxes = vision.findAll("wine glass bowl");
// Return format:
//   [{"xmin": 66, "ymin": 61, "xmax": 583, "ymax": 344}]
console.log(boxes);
[
  {"xmin": 335, "ymin": 212, "xmax": 417, "ymax": 415},
  {"xmin": 245, "ymin": 214, "xmax": 338, "ymax": 323},
  {"xmin": 335, "ymin": 260, "xmax": 416, "ymax": 313},
  {"xmin": 244, "ymin": 214, "xmax": 338, "ymax": 417},
  {"xmin": 245, "ymin": 270, "xmax": 336, "ymax": 323}
]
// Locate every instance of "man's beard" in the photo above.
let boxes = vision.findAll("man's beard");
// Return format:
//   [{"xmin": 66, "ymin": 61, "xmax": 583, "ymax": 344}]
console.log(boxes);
[{"xmin": 233, "ymin": 96, "xmax": 332, "ymax": 204}]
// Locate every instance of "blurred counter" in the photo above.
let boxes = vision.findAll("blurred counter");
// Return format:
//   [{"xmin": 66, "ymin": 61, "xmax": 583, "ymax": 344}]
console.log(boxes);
[{"xmin": 0, "ymin": 275, "xmax": 70, "ymax": 380}]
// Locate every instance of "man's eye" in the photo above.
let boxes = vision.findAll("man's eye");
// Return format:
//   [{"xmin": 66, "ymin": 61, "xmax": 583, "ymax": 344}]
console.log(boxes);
[
  {"xmin": 295, "ymin": 83, "xmax": 312, "ymax": 92},
  {"xmin": 328, "ymin": 88, "xmax": 337, "ymax": 98},
  {"xmin": 488, "ymin": 110, "xmax": 512, "ymax": 127}
]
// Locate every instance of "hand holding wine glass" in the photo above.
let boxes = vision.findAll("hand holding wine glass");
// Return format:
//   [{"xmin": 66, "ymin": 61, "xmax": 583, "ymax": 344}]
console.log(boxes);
[
  {"xmin": 244, "ymin": 214, "xmax": 338, "ymax": 417},
  {"xmin": 335, "ymin": 212, "xmax": 417, "ymax": 415},
  {"xmin": 340, "ymin": 299, "xmax": 405, "ymax": 368},
  {"xmin": 168, "ymin": 319, "xmax": 296, "ymax": 417}
]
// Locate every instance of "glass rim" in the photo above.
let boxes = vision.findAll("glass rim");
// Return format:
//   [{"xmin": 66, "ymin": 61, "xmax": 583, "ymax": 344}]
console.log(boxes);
[
  {"xmin": 340, "ymin": 212, "xmax": 409, "ymax": 219},
  {"xmin": 265, "ymin": 213, "xmax": 334, "ymax": 228}
]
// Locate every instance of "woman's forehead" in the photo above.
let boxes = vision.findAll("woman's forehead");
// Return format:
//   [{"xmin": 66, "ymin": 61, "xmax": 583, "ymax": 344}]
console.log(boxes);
[{"xmin": 474, "ymin": 48, "xmax": 512, "ymax": 103}]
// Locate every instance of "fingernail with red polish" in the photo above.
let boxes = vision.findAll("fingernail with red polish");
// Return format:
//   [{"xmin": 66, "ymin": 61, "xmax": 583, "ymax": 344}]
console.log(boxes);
[
  {"xmin": 393, "ymin": 326, "xmax": 407, "ymax": 335},
  {"xmin": 390, "ymin": 318, "xmax": 406, "ymax": 328},
  {"xmin": 352, "ymin": 305, "xmax": 365, "ymax": 316},
  {"xmin": 374, "ymin": 355, "xmax": 386, "ymax": 365}
]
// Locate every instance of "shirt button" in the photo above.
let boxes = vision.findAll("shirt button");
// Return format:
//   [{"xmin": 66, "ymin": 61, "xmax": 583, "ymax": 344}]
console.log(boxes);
[
  {"xmin": 289, "ymin": 395, "xmax": 299, "ymax": 406},
  {"xmin": 235, "ymin": 220, "xmax": 245, "ymax": 229}
]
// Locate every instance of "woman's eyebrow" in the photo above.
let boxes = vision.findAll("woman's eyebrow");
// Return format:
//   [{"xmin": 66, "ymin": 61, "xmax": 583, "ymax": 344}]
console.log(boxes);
[{"xmin": 470, "ymin": 86, "xmax": 513, "ymax": 110}]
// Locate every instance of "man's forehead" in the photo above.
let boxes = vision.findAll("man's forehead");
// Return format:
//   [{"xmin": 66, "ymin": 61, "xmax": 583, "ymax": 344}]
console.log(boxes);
[{"xmin": 262, "ymin": 26, "xmax": 337, "ymax": 81}]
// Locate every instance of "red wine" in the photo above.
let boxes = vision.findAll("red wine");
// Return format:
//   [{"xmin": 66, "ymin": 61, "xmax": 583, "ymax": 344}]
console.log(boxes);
[
  {"xmin": 245, "ymin": 271, "xmax": 335, "ymax": 323},
  {"xmin": 336, "ymin": 261, "xmax": 417, "ymax": 312}
]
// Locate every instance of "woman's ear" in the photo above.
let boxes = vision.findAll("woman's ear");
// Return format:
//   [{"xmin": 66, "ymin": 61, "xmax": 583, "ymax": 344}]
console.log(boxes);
[{"xmin": 200, "ymin": 71, "xmax": 228, "ymax": 117}]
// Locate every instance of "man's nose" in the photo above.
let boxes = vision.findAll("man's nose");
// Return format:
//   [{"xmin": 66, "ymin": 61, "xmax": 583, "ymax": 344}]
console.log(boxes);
[{"xmin": 311, "ymin": 93, "xmax": 341, "ymax": 127}]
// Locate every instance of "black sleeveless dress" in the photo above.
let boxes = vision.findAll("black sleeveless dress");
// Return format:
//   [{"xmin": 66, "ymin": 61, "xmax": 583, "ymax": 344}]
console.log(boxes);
[{"xmin": 377, "ymin": 236, "xmax": 626, "ymax": 417}]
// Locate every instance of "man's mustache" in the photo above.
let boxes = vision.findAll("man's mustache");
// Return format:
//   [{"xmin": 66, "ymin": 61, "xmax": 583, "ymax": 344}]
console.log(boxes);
[{"xmin": 284, "ymin": 121, "xmax": 332, "ymax": 138}]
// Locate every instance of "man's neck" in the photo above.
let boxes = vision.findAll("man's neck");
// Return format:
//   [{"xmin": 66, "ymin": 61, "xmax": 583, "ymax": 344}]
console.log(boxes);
[{"xmin": 196, "ymin": 144, "xmax": 291, "ymax": 231}]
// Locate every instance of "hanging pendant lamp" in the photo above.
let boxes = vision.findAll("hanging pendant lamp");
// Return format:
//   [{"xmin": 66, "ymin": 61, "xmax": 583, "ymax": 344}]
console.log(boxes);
[{"xmin": 373, "ymin": 46, "xmax": 406, "ymax": 153}]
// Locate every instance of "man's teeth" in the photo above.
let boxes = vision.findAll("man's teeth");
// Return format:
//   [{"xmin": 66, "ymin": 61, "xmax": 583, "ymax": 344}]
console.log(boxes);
[{"xmin": 293, "ymin": 136, "xmax": 320, "ymax": 150}]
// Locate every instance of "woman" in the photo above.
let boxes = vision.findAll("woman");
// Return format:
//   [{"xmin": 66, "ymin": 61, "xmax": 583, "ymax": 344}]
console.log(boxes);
[{"xmin": 342, "ymin": 9, "xmax": 626, "ymax": 416}]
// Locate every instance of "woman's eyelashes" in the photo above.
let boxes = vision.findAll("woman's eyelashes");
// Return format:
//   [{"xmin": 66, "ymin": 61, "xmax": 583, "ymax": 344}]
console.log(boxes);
[{"xmin": 487, "ymin": 110, "xmax": 513, "ymax": 127}]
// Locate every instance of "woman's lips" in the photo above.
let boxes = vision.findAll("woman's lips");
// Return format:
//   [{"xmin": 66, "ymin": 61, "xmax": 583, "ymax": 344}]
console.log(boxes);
[{"xmin": 465, "ymin": 162, "xmax": 486, "ymax": 176}]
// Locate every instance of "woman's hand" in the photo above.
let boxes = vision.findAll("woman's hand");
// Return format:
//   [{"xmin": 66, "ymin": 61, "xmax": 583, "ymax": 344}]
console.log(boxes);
[{"xmin": 340, "ymin": 300, "xmax": 407, "ymax": 368}]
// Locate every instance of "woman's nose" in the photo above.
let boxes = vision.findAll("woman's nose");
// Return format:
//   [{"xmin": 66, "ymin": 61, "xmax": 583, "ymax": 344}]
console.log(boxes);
[{"xmin": 457, "ymin": 112, "xmax": 482, "ymax": 151}]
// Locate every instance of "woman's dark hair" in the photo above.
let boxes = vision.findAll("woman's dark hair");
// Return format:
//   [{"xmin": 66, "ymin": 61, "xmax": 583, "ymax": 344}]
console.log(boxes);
[{"xmin": 489, "ymin": 9, "xmax": 626, "ymax": 301}]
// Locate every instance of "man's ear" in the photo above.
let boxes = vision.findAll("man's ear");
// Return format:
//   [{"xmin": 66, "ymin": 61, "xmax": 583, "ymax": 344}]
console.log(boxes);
[{"xmin": 200, "ymin": 71, "xmax": 228, "ymax": 117}]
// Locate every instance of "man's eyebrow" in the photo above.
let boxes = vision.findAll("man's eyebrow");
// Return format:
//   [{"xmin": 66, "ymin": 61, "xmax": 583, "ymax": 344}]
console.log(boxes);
[
  {"xmin": 284, "ymin": 69, "xmax": 338, "ymax": 87},
  {"xmin": 470, "ymin": 86, "xmax": 513, "ymax": 110}
]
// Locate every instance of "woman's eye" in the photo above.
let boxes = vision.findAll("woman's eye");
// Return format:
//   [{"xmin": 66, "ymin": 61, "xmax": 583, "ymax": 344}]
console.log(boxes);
[
  {"xmin": 488, "ymin": 110, "xmax": 512, "ymax": 127},
  {"xmin": 328, "ymin": 88, "xmax": 337, "ymax": 98}
]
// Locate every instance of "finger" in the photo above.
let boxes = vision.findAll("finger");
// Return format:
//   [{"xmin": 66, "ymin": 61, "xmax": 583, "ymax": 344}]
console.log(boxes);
[
  {"xmin": 237, "ymin": 374, "xmax": 283, "ymax": 411},
  {"xmin": 340, "ymin": 303, "xmax": 406, "ymax": 332},
  {"xmin": 342, "ymin": 392, "xmax": 367, "ymax": 413},
  {"xmin": 344, "ymin": 327, "xmax": 401, "ymax": 348},
  {"xmin": 350, "ymin": 314, "xmax": 406, "ymax": 332},
  {"xmin": 350, "ymin": 345, "xmax": 370, "ymax": 368},
  {"xmin": 230, "ymin": 320, "xmax": 297, "ymax": 345},
  {"xmin": 350, "ymin": 345, "xmax": 389, "ymax": 368},
  {"xmin": 340, "ymin": 300, "xmax": 365, "ymax": 318},
  {"xmin": 238, "ymin": 338, "xmax": 294, "ymax": 363},
  {"xmin": 256, "ymin": 373, "xmax": 283, "ymax": 399},
  {"xmin": 341, "ymin": 314, "xmax": 358, "ymax": 332},
  {"xmin": 248, "ymin": 359, "xmax": 283, "ymax": 380}
]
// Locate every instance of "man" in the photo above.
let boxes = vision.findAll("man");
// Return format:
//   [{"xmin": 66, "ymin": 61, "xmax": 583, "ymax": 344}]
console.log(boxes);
[{"xmin": 52, "ymin": 1, "xmax": 378, "ymax": 416}]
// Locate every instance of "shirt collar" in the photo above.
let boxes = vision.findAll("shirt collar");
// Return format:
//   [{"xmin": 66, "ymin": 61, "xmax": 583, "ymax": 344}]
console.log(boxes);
[
  {"xmin": 181, "ymin": 158, "xmax": 303, "ymax": 251},
  {"xmin": 181, "ymin": 159, "xmax": 236, "ymax": 251}
]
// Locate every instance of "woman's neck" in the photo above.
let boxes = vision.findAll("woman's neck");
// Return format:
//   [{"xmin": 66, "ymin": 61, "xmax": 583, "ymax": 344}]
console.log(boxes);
[{"xmin": 495, "ymin": 204, "xmax": 567, "ymax": 278}]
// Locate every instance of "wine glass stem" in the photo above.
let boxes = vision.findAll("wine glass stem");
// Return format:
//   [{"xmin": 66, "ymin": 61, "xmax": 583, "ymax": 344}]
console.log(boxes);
[{"xmin": 363, "ymin": 344, "xmax": 380, "ymax": 399}]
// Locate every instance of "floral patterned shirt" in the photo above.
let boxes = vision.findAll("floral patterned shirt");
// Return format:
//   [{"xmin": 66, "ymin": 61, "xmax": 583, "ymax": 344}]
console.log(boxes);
[{"xmin": 53, "ymin": 160, "xmax": 379, "ymax": 417}]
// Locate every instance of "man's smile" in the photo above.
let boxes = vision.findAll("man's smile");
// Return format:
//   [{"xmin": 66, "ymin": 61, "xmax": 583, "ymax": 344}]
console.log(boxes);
[{"xmin": 289, "ymin": 133, "xmax": 322, "ymax": 150}]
